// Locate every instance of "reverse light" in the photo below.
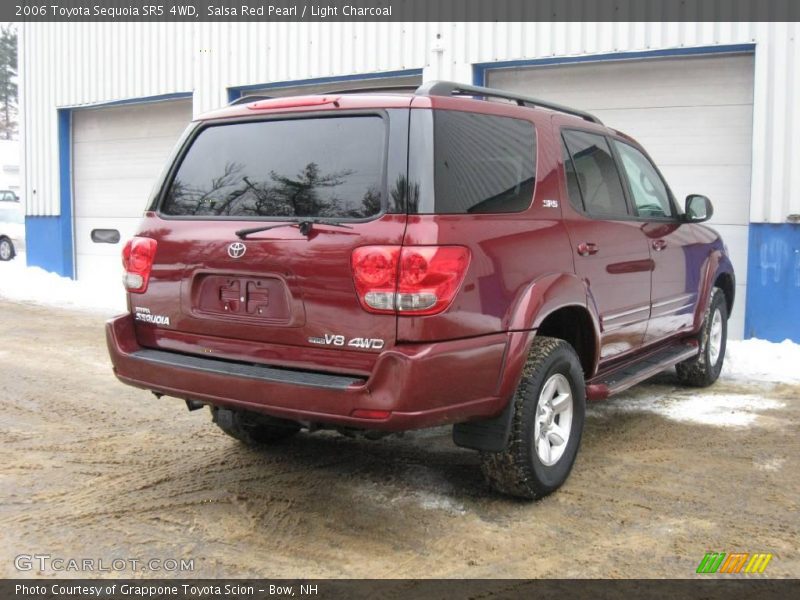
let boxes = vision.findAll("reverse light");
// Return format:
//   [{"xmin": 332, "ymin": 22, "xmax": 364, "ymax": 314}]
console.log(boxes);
[
  {"xmin": 351, "ymin": 245, "xmax": 470, "ymax": 316},
  {"xmin": 122, "ymin": 237, "xmax": 157, "ymax": 293}
]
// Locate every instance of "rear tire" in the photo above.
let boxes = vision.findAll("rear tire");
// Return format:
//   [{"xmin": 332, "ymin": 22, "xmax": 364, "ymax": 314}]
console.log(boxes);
[
  {"xmin": 480, "ymin": 337, "xmax": 586, "ymax": 500},
  {"xmin": 676, "ymin": 287, "xmax": 727, "ymax": 387},
  {"xmin": 211, "ymin": 406, "xmax": 300, "ymax": 445},
  {"xmin": 0, "ymin": 237, "xmax": 14, "ymax": 261}
]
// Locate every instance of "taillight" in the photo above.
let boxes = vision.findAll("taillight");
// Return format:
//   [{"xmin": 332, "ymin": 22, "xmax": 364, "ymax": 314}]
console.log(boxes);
[
  {"xmin": 122, "ymin": 237, "xmax": 157, "ymax": 293},
  {"xmin": 351, "ymin": 246, "xmax": 470, "ymax": 316}
]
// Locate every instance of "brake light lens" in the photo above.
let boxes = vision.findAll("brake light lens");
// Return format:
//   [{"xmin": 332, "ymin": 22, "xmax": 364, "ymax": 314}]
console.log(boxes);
[
  {"xmin": 122, "ymin": 237, "xmax": 157, "ymax": 293},
  {"xmin": 351, "ymin": 246, "xmax": 470, "ymax": 316}
]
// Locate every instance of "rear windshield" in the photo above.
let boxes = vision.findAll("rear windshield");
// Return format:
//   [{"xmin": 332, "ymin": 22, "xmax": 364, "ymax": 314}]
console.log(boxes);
[
  {"xmin": 411, "ymin": 110, "xmax": 536, "ymax": 214},
  {"xmin": 160, "ymin": 116, "xmax": 386, "ymax": 219}
]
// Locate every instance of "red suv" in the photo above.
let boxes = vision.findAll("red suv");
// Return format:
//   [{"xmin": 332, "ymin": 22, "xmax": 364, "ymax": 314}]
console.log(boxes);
[{"xmin": 106, "ymin": 82, "xmax": 735, "ymax": 499}]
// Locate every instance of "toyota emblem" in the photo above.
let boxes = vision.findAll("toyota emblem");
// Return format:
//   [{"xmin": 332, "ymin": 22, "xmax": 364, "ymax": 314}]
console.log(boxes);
[{"xmin": 228, "ymin": 242, "xmax": 247, "ymax": 258}]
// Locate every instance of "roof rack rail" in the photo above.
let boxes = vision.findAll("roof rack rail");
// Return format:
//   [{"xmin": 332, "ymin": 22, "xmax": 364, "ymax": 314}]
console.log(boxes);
[
  {"xmin": 229, "ymin": 94, "xmax": 273, "ymax": 106},
  {"xmin": 415, "ymin": 80, "xmax": 603, "ymax": 125}
]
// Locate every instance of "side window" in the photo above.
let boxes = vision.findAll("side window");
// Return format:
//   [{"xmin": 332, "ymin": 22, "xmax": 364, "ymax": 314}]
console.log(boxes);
[
  {"xmin": 562, "ymin": 130, "xmax": 629, "ymax": 219},
  {"xmin": 613, "ymin": 140, "xmax": 673, "ymax": 218},
  {"xmin": 433, "ymin": 111, "xmax": 536, "ymax": 214},
  {"xmin": 561, "ymin": 139, "xmax": 584, "ymax": 212}
]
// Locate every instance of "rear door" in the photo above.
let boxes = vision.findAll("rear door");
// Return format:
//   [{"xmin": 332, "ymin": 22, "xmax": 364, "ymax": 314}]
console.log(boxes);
[
  {"xmin": 132, "ymin": 109, "xmax": 409, "ymax": 371},
  {"xmin": 559, "ymin": 126, "xmax": 653, "ymax": 361}
]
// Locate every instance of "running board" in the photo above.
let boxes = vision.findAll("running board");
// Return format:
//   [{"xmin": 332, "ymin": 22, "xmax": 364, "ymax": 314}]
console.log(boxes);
[{"xmin": 586, "ymin": 341, "xmax": 699, "ymax": 401}]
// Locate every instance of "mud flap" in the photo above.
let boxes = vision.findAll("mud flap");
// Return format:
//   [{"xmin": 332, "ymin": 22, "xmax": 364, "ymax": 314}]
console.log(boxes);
[{"xmin": 452, "ymin": 400, "xmax": 514, "ymax": 452}]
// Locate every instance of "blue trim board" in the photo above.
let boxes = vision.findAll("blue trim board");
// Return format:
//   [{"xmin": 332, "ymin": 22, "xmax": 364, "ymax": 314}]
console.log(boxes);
[
  {"xmin": 227, "ymin": 68, "xmax": 424, "ymax": 102},
  {"xmin": 25, "ymin": 110, "xmax": 75, "ymax": 278},
  {"xmin": 745, "ymin": 224, "xmax": 800, "ymax": 343},
  {"xmin": 472, "ymin": 43, "xmax": 756, "ymax": 85}
]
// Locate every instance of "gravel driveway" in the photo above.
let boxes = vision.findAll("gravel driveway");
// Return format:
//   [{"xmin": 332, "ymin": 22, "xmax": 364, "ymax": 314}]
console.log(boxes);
[{"xmin": 1, "ymin": 300, "xmax": 797, "ymax": 578}]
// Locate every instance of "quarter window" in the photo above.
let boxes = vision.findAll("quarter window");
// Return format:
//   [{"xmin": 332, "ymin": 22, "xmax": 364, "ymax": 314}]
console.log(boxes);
[
  {"xmin": 613, "ymin": 140, "xmax": 673, "ymax": 219},
  {"xmin": 562, "ymin": 130, "xmax": 629, "ymax": 219},
  {"xmin": 432, "ymin": 111, "xmax": 536, "ymax": 214}
]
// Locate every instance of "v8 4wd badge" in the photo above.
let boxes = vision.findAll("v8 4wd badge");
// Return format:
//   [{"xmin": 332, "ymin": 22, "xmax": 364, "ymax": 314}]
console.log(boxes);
[{"xmin": 308, "ymin": 334, "xmax": 385, "ymax": 350}]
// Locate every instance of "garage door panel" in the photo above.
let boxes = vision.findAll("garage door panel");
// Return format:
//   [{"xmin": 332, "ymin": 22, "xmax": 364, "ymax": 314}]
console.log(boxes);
[
  {"xmin": 73, "ymin": 99, "xmax": 192, "ymax": 282},
  {"xmin": 487, "ymin": 55, "xmax": 754, "ymax": 110},
  {"xmin": 74, "ymin": 179, "xmax": 156, "ymax": 218},
  {"xmin": 75, "ymin": 217, "xmax": 142, "ymax": 258},
  {"xmin": 594, "ymin": 105, "xmax": 752, "ymax": 167},
  {"xmin": 659, "ymin": 165, "xmax": 750, "ymax": 226},
  {"xmin": 72, "ymin": 100, "xmax": 191, "ymax": 143}
]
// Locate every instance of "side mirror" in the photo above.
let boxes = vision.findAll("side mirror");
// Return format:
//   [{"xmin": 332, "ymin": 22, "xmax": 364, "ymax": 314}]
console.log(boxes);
[{"xmin": 685, "ymin": 194, "xmax": 713, "ymax": 223}]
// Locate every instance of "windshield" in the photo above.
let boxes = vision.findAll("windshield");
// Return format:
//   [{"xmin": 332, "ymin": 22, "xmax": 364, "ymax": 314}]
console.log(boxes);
[{"xmin": 160, "ymin": 116, "xmax": 387, "ymax": 219}]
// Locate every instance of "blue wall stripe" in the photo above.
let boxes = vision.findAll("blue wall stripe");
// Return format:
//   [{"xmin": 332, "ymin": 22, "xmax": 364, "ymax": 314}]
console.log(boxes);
[
  {"xmin": 745, "ymin": 223, "xmax": 800, "ymax": 342},
  {"xmin": 472, "ymin": 43, "xmax": 756, "ymax": 86},
  {"xmin": 227, "ymin": 68, "xmax": 424, "ymax": 102}
]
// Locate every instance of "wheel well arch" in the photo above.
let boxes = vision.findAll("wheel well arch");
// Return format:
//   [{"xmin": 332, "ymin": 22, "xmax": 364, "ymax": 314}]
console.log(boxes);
[
  {"xmin": 714, "ymin": 271, "xmax": 735, "ymax": 316},
  {"xmin": 535, "ymin": 305, "xmax": 597, "ymax": 377}
]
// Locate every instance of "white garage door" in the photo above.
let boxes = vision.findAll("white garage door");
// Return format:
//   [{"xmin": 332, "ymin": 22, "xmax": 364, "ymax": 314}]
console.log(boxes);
[
  {"xmin": 487, "ymin": 53, "xmax": 754, "ymax": 338},
  {"xmin": 72, "ymin": 99, "xmax": 193, "ymax": 285}
]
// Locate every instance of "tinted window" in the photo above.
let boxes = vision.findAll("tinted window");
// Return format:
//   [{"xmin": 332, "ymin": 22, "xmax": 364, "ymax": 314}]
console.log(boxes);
[
  {"xmin": 561, "ymin": 139, "xmax": 584, "ymax": 212},
  {"xmin": 433, "ymin": 111, "xmax": 536, "ymax": 213},
  {"xmin": 162, "ymin": 116, "xmax": 386, "ymax": 218},
  {"xmin": 562, "ymin": 130, "xmax": 628, "ymax": 218},
  {"xmin": 613, "ymin": 140, "xmax": 673, "ymax": 218}
]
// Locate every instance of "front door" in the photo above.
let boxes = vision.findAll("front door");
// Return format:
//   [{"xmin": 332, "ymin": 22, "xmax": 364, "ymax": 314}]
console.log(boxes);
[{"xmin": 610, "ymin": 138, "xmax": 697, "ymax": 342}]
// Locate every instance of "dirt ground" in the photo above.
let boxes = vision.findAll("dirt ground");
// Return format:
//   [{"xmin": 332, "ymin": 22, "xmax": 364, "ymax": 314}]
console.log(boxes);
[{"xmin": 1, "ymin": 300, "xmax": 797, "ymax": 579}]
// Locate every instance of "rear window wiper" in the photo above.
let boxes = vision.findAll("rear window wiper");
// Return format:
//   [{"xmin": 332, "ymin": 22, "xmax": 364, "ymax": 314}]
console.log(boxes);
[{"xmin": 235, "ymin": 219, "xmax": 354, "ymax": 239}]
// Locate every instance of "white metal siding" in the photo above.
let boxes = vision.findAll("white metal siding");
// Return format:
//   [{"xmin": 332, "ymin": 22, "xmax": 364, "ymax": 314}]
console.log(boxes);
[
  {"xmin": 487, "ymin": 53, "xmax": 754, "ymax": 338},
  {"xmin": 19, "ymin": 21, "xmax": 799, "ymax": 223},
  {"xmin": 72, "ymin": 99, "xmax": 192, "ymax": 283}
]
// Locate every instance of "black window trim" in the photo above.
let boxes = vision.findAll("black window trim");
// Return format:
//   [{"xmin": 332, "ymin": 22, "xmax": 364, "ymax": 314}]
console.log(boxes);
[
  {"xmin": 152, "ymin": 109, "xmax": 394, "ymax": 223},
  {"xmin": 560, "ymin": 127, "xmax": 635, "ymax": 221},
  {"xmin": 608, "ymin": 135, "xmax": 682, "ymax": 223}
]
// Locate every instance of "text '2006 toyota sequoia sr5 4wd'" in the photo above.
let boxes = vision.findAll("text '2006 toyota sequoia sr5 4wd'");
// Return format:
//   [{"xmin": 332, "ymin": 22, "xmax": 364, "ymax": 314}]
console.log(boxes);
[{"xmin": 106, "ymin": 82, "xmax": 735, "ymax": 499}]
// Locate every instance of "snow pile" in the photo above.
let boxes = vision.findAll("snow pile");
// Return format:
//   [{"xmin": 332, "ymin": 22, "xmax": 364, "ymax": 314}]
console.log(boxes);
[
  {"xmin": 595, "ymin": 394, "xmax": 784, "ymax": 428},
  {"xmin": 722, "ymin": 338, "xmax": 800, "ymax": 384},
  {"xmin": 0, "ymin": 255, "xmax": 126, "ymax": 314}
]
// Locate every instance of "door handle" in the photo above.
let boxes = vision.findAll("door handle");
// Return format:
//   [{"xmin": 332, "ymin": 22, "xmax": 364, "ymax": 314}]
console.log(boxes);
[
  {"xmin": 577, "ymin": 242, "xmax": 599, "ymax": 256},
  {"xmin": 652, "ymin": 239, "xmax": 667, "ymax": 252}
]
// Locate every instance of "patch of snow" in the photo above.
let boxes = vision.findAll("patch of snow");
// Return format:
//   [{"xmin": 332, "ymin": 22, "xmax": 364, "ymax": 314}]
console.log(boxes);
[
  {"xmin": 754, "ymin": 457, "xmax": 785, "ymax": 472},
  {"xmin": 413, "ymin": 491, "xmax": 466, "ymax": 515},
  {"xmin": 722, "ymin": 339, "xmax": 800, "ymax": 384},
  {"xmin": 0, "ymin": 254, "xmax": 126, "ymax": 315},
  {"xmin": 596, "ymin": 393, "xmax": 785, "ymax": 428}
]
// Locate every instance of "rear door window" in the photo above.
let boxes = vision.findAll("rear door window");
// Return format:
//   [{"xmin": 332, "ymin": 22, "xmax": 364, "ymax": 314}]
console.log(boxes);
[
  {"xmin": 161, "ymin": 116, "xmax": 386, "ymax": 219},
  {"xmin": 562, "ymin": 130, "xmax": 629, "ymax": 219},
  {"xmin": 431, "ymin": 111, "xmax": 536, "ymax": 214}
]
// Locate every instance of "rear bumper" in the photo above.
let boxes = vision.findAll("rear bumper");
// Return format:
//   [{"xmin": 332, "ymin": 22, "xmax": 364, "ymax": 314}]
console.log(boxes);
[{"xmin": 106, "ymin": 314, "xmax": 532, "ymax": 430}]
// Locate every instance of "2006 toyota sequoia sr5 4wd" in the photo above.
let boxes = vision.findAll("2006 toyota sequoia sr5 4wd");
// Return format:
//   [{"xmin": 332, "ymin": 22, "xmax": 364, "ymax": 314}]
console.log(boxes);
[{"xmin": 106, "ymin": 81, "xmax": 735, "ymax": 499}]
